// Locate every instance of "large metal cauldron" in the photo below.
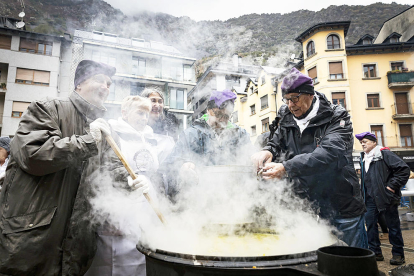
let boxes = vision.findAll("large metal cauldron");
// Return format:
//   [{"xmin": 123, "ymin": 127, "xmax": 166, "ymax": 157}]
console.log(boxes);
[{"xmin": 137, "ymin": 241, "xmax": 325, "ymax": 276}]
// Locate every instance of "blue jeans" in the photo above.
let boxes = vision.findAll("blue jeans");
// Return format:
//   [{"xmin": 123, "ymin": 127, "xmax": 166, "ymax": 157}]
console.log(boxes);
[
  {"xmin": 365, "ymin": 195, "xmax": 404, "ymax": 256},
  {"xmin": 333, "ymin": 214, "xmax": 368, "ymax": 248}
]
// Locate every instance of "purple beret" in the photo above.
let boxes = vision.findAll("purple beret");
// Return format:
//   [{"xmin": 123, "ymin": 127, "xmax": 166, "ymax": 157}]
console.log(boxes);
[
  {"xmin": 209, "ymin": 90, "xmax": 237, "ymax": 108},
  {"xmin": 281, "ymin": 68, "xmax": 314, "ymax": 96},
  {"xmin": 74, "ymin": 60, "xmax": 116, "ymax": 88},
  {"xmin": 355, "ymin": 132, "xmax": 377, "ymax": 142}
]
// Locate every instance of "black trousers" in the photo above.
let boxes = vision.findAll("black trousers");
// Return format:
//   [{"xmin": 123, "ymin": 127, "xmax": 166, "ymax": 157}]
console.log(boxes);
[{"xmin": 365, "ymin": 195, "xmax": 404, "ymax": 256}]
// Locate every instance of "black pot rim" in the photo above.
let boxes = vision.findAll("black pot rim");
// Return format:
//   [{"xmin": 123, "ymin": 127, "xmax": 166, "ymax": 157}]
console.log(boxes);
[{"xmin": 317, "ymin": 246, "xmax": 375, "ymax": 259}]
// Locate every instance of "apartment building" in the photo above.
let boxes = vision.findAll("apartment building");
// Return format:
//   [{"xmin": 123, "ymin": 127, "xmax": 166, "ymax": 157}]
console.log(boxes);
[
  {"xmin": 188, "ymin": 55, "xmax": 260, "ymax": 121},
  {"xmin": 71, "ymin": 30, "xmax": 196, "ymax": 131},
  {"xmin": 294, "ymin": 6, "xmax": 414, "ymax": 167},
  {"xmin": 233, "ymin": 66, "xmax": 284, "ymax": 143},
  {"xmin": 0, "ymin": 17, "xmax": 72, "ymax": 136}
]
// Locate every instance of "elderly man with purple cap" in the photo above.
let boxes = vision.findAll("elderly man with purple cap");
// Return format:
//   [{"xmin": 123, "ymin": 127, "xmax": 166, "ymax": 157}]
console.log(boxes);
[
  {"xmin": 252, "ymin": 68, "xmax": 367, "ymax": 248},
  {"xmin": 162, "ymin": 89, "xmax": 252, "ymax": 195},
  {"xmin": 0, "ymin": 60, "xmax": 147, "ymax": 275},
  {"xmin": 356, "ymin": 132, "xmax": 409, "ymax": 265}
]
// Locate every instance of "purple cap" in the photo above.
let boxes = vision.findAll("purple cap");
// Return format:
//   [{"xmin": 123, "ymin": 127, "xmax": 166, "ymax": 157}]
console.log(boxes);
[
  {"xmin": 355, "ymin": 132, "xmax": 377, "ymax": 142},
  {"xmin": 209, "ymin": 90, "xmax": 237, "ymax": 108},
  {"xmin": 74, "ymin": 60, "xmax": 116, "ymax": 88},
  {"xmin": 281, "ymin": 68, "xmax": 314, "ymax": 96}
]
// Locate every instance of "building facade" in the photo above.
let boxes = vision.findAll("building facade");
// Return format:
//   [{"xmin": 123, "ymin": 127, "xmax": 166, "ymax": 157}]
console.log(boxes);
[
  {"xmin": 0, "ymin": 17, "xmax": 72, "ymax": 136},
  {"xmin": 71, "ymin": 30, "xmax": 196, "ymax": 131},
  {"xmin": 294, "ymin": 6, "xmax": 414, "ymax": 167},
  {"xmin": 233, "ymin": 66, "xmax": 284, "ymax": 143}
]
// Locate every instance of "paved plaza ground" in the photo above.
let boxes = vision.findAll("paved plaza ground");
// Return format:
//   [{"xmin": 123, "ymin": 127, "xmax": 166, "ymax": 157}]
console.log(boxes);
[{"xmin": 377, "ymin": 208, "xmax": 414, "ymax": 275}]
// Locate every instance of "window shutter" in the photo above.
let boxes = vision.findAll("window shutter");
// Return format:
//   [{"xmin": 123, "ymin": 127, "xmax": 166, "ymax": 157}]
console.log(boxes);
[
  {"xmin": 332, "ymin": 92, "xmax": 345, "ymax": 100},
  {"xmin": 20, "ymin": 38, "xmax": 37, "ymax": 50},
  {"xmin": 0, "ymin": 34, "xmax": 11, "ymax": 50},
  {"xmin": 400, "ymin": 125, "xmax": 412, "ymax": 137},
  {"xmin": 16, "ymin": 68, "xmax": 34, "ymax": 81},
  {"xmin": 33, "ymin": 70, "xmax": 50, "ymax": 83},
  {"xmin": 262, "ymin": 118, "xmax": 269, "ymax": 125},
  {"xmin": 12, "ymin": 101, "xmax": 30, "ymax": 112},
  {"xmin": 329, "ymin": 62, "xmax": 343, "ymax": 74},
  {"xmin": 308, "ymin": 67, "xmax": 317, "ymax": 79}
]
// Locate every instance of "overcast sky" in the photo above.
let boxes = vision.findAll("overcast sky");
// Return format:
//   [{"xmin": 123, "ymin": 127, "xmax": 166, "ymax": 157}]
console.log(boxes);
[{"xmin": 104, "ymin": 0, "xmax": 413, "ymax": 21}]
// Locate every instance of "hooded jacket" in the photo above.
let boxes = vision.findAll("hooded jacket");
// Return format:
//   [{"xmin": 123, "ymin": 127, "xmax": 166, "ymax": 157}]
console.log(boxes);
[
  {"xmin": 0, "ymin": 92, "xmax": 107, "ymax": 276},
  {"xmin": 360, "ymin": 145, "xmax": 410, "ymax": 211},
  {"xmin": 264, "ymin": 92, "xmax": 366, "ymax": 220}
]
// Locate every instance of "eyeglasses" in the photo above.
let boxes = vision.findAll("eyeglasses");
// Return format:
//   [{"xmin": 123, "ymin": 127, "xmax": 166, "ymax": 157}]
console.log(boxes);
[{"xmin": 282, "ymin": 93, "xmax": 303, "ymax": 104}]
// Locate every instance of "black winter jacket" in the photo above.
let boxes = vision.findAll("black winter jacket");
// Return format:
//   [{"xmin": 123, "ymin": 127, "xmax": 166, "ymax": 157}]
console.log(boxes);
[
  {"xmin": 264, "ymin": 92, "xmax": 366, "ymax": 220},
  {"xmin": 360, "ymin": 146, "xmax": 410, "ymax": 211}
]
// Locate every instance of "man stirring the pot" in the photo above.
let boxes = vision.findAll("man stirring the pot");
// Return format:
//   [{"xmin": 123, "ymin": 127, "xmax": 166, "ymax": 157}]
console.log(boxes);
[{"xmin": 251, "ymin": 68, "xmax": 367, "ymax": 248}]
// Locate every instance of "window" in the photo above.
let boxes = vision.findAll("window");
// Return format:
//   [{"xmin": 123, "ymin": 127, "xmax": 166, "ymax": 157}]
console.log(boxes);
[
  {"xmin": 183, "ymin": 64, "xmax": 193, "ymax": 81},
  {"xmin": 260, "ymin": 95, "xmax": 268, "ymax": 110},
  {"xmin": 391, "ymin": 62, "xmax": 403, "ymax": 71},
  {"xmin": 371, "ymin": 125, "xmax": 384, "ymax": 146},
  {"xmin": 225, "ymin": 75, "xmax": 240, "ymax": 90},
  {"xmin": 329, "ymin": 62, "xmax": 343, "ymax": 79},
  {"xmin": 251, "ymin": 126, "xmax": 257, "ymax": 136},
  {"xmin": 390, "ymin": 36, "xmax": 399, "ymax": 43},
  {"xmin": 170, "ymin": 89, "xmax": 185, "ymax": 109},
  {"xmin": 400, "ymin": 124, "xmax": 413, "ymax": 147},
  {"xmin": 132, "ymin": 57, "xmax": 146, "ymax": 76},
  {"xmin": 367, "ymin": 94, "xmax": 380, "ymax": 108},
  {"xmin": 308, "ymin": 67, "xmax": 318, "ymax": 84},
  {"xmin": 233, "ymin": 111, "xmax": 238, "ymax": 123},
  {"xmin": 306, "ymin": 41, "xmax": 315, "ymax": 57},
  {"xmin": 395, "ymin": 93, "xmax": 409, "ymax": 115},
  {"xmin": 130, "ymin": 82, "xmax": 145, "ymax": 96},
  {"xmin": 262, "ymin": 118, "xmax": 269, "ymax": 133},
  {"xmin": 261, "ymin": 75, "xmax": 266, "ymax": 85},
  {"xmin": 332, "ymin": 92, "xmax": 346, "ymax": 109},
  {"xmin": 327, "ymin": 34, "xmax": 340, "ymax": 49},
  {"xmin": 363, "ymin": 64, "xmax": 377, "ymax": 78},
  {"xmin": 15, "ymin": 68, "xmax": 50, "ymax": 86},
  {"xmin": 12, "ymin": 101, "xmax": 30, "ymax": 118},
  {"xmin": 0, "ymin": 34, "xmax": 11, "ymax": 50},
  {"xmin": 363, "ymin": 38, "xmax": 372, "ymax": 45},
  {"xmin": 19, "ymin": 38, "xmax": 52, "ymax": 55},
  {"xmin": 92, "ymin": 51, "xmax": 116, "ymax": 67},
  {"xmin": 250, "ymin": 104, "xmax": 256, "ymax": 115}
]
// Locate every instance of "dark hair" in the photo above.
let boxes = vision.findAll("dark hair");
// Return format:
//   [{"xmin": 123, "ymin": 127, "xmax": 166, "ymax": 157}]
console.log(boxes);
[{"xmin": 207, "ymin": 99, "xmax": 234, "ymax": 110}]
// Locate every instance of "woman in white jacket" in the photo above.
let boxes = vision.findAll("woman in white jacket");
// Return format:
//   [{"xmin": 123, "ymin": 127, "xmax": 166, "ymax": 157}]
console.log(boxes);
[{"xmin": 85, "ymin": 96, "xmax": 174, "ymax": 276}]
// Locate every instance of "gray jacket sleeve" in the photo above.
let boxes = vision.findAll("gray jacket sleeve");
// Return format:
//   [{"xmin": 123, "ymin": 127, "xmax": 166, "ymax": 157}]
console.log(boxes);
[{"xmin": 11, "ymin": 100, "xmax": 98, "ymax": 176}]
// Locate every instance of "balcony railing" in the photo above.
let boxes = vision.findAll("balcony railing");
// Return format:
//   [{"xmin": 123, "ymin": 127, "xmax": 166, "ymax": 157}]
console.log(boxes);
[
  {"xmin": 388, "ymin": 72, "xmax": 414, "ymax": 88},
  {"xmin": 391, "ymin": 102, "xmax": 414, "ymax": 119},
  {"xmin": 129, "ymin": 66, "xmax": 195, "ymax": 83}
]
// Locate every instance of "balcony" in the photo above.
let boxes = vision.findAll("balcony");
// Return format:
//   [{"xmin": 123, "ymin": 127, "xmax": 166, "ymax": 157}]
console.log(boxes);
[
  {"xmin": 388, "ymin": 71, "xmax": 414, "ymax": 88},
  {"xmin": 392, "ymin": 102, "xmax": 414, "ymax": 119}
]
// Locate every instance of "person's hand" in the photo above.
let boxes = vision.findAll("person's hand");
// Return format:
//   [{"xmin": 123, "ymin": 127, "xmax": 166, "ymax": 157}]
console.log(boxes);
[
  {"xmin": 179, "ymin": 162, "xmax": 198, "ymax": 185},
  {"xmin": 251, "ymin": 151, "xmax": 273, "ymax": 171},
  {"xmin": 127, "ymin": 175, "xmax": 150, "ymax": 194},
  {"xmin": 90, "ymin": 118, "xmax": 111, "ymax": 143},
  {"xmin": 262, "ymin": 162, "xmax": 286, "ymax": 180},
  {"xmin": 386, "ymin": 186, "xmax": 395, "ymax": 193}
]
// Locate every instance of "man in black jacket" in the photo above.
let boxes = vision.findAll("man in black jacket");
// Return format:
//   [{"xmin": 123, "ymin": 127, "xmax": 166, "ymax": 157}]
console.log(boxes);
[
  {"xmin": 252, "ymin": 68, "xmax": 367, "ymax": 248},
  {"xmin": 356, "ymin": 132, "xmax": 409, "ymax": 265}
]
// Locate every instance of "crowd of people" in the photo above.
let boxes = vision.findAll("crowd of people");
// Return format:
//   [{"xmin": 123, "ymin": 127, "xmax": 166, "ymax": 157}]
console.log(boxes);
[{"xmin": 0, "ymin": 60, "xmax": 410, "ymax": 275}]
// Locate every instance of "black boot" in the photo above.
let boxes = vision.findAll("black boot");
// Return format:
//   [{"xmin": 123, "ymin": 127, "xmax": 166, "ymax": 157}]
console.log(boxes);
[
  {"xmin": 376, "ymin": 253, "xmax": 384, "ymax": 261},
  {"xmin": 390, "ymin": 255, "xmax": 405, "ymax": 265}
]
